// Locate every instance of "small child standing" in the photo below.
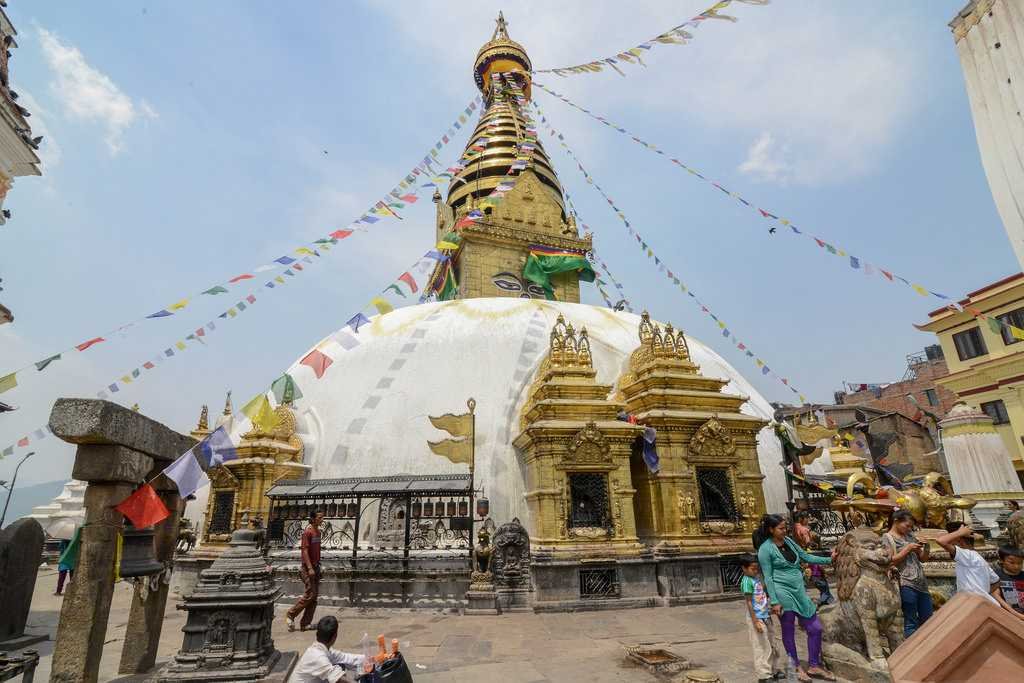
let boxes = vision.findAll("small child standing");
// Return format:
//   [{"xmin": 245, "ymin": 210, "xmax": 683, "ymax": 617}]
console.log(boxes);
[
  {"xmin": 740, "ymin": 554, "xmax": 782, "ymax": 683},
  {"xmin": 993, "ymin": 546, "xmax": 1024, "ymax": 622}
]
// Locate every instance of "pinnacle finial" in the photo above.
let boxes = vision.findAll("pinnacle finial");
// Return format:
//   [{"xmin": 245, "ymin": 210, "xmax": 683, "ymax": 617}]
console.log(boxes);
[
  {"xmin": 223, "ymin": 390, "xmax": 233, "ymax": 415},
  {"xmin": 198, "ymin": 404, "xmax": 209, "ymax": 431},
  {"xmin": 494, "ymin": 11, "xmax": 509, "ymax": 40}
]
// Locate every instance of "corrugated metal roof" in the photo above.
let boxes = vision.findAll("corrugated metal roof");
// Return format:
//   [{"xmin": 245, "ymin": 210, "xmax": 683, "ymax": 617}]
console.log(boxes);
[{"xmin": 266, "ymin": 473, "xmax": 472, "ymax": 499}]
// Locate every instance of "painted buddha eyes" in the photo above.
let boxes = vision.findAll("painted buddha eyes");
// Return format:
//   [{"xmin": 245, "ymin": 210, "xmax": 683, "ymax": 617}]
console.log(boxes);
[{"xmin": 492, "ymin": 272, "xmax": 546, "ymax": 298}]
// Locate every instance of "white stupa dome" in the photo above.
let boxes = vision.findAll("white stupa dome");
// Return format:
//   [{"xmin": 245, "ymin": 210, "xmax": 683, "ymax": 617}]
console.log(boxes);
[{"xmin": 267, "ymin": 298, "xmax": 786, "ymax": 528}]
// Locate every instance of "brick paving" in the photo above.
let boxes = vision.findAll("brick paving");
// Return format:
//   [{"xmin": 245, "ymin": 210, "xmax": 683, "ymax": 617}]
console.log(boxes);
[{"xmin": 18, "ymin": 568, "xmax": 839, "ymax": 682}]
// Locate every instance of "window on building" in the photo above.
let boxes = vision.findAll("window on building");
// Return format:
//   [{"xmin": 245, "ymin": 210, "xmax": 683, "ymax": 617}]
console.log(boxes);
[
  {"xmin": 924, "ymin": 388, "xmax": 939, "ymax": 407},
  {"xmin": 952, "ymin": 327, "xmax": 988, "ymax": 361},
  {"xmin": 998, "ymin": 307, "xmax": 1024, "ymax": 345},
  {"xmin": 568, "ymin": 473, "xmax": 610, "ymax": 529},
  {"xmin": 696, "ymin": 467, "xmax": 738, "ymax": 521},
  {"xmin": 208, "ymin": 491, "xmax": 235, "ymax": 534},
  {"xmin": 980, "ymin": 400, "xmax": 1010, "ymax": 425}
]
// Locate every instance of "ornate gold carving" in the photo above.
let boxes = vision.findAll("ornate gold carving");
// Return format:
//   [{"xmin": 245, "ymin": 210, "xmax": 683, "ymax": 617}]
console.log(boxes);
[
  {"xmin": 739, "ymin": 489, "xmax": 757, "ymax": 531},
  {"xmin": 564, "ymin": 422, "xmax": 612, "ymax": 467},
  {"xmin": 208, "ymin": 465, "xmax": 238, "ymax": 489},
  {"xmin": 567, "ymin": 526, "xmax": 609, "ymax": 539},
  {"xmin": 610, "ymin": 477, "xmax": 624, "ymax": 537},
  {"xmin": 689, "ymin": 417, "xmax": 737, "ymax": 459},
  {"xmin": 700, "ymin": 520, "xmax": 738, "ymax": 535},
  {"xmin": 628, "ymin": 311, "xmax": 694, "ymax": 376},
  {"xmin": 677, "ymin": 491, "xmax": 697, "ymax": 534}
]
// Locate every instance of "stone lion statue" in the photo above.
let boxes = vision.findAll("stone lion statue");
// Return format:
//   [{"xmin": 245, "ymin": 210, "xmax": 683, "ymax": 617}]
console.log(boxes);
[
  {"xmin": 819, "ymin": 526, "xmax": 903, "ymax": 674},
  {"xmin": 1008, "ymin": 510, "xmax": 1024, "ymax": 551}
]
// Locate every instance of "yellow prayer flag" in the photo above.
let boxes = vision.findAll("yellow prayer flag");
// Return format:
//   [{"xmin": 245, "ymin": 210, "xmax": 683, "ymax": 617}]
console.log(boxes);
[
  {"xmin": 1012, "ymin": 326, "xmax": 1024, "ymax": 341},
  {"xmin": 717, "ymin": 321, "xmax": 726, "ymax": 329},
  {"xmin": 275, "ymin": 276, "xmax": 285, "ymax": 284},
  {"xmin": 227, "ymin": 308, "xmax": 238, "ymax": 318},
  {"xmin": 251, "ymin": 395, "xmax": 279, "ymax": 432},
  {"xmin": 371, "ymin": 297, "xmax": 394, "ymax": 315},
  {"xmin": 428, "ymin": 437, "xmax": 472, "ymax": 465},
  {"xmin": 756, "ymin": 360, "xmax": 765, "ymax": 367},
  {"xmin": 175, "ymin": 341, "xmax": 187, "ymax": 350},
  {"xmin": 121, "ymin": 375, "xmax": 133, "ymax": 384},
  {"xmin": 241, "ymin": 393, "xmax": 265, "ymax": 419},
  {"xmin": 912, "ymin": 285, "xmax": 929, "ymax": 296},
  {"xmin": 837, "ymin": 250, "xmax": 847, "ymax": 257},
  {"xmin": 780, "ymin": 219, "xmax": 790, "ymax": 225},
  {"xmin": 429, "ymin": 412, "xmax": 472, "ymax": 438},
  {"xmin": 0, "ymin": 372, "xmax": 17, "ymax": 394},
  {"xmin": 437, "ymin": 240, "xmax": 460, "ymax": 250},
  {"xmin": 169, "ymin": 299, "xmax": 189, "ymax": 311},
  {"xmin": 295, "ymin": 247, "xmax": 313, "ymax": 255}
]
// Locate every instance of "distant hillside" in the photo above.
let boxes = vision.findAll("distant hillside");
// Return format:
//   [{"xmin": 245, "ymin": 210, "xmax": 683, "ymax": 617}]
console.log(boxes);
[{"xmin": 1, "ymin": 479, "xmax": 66, "ymax": 526}]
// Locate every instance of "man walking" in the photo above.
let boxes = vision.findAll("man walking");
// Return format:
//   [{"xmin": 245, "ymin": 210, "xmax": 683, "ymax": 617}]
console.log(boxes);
[{"xmin": 286, "ymin": 509, "xmax": 324, "ymax": 631}]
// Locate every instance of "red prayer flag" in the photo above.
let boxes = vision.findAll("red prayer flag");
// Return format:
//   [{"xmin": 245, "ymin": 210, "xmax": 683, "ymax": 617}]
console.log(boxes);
[
  {"xmin": 195, "ymin": 328, "xmax": 205, "ymax": 337},
  {"xmin": 814, "ymin": 238, "xmax": 826, "ymax": 248},
  {"xmin": 246, "ymin": 295, "xmax": 256, "ymax": 304},
  {"xmin": 229, "ymin": 274, "xmax": 254, "ymax": 283},
  {"xmin": 758, "ymin": 209, "xmax": 770, "ymax": 218},
  {"xmin": 330, "ymin": 229, "xmax": 354, "ymax": 240},
  {"xmin": 76, "ymin": 337, "xmax": 105, "ymax": 352},
  {"xmin": 398, "ymin": 272, "xmax": 419, "ymax": 293},
  {"xmin": 143, "ymin": 361, "xmax": 155, "ymax": 369},
  {"xmin": 880, "ymin": 269, "xmax": 893, "ymax": 281},
  {"xmin": 114, "ymin": 483, "xmax": 170, "ymax": 528},
  {"xmin": 399, "ymin": 194, "xmax": 418, "ymax": 203},
  {"xmin": 293, "ymin": 263, "xmax": 304, "ymax": 271},
  {"xmin": 300, "ymin": 349, "xmax": 333, "ymax": 379},
  {"xmin": 455, "ymin": 217, "xmax": 475, "ymax": 229},
  {"xmin": 17, "ymin": 436, "xmax": 29, "ymax": 447}
]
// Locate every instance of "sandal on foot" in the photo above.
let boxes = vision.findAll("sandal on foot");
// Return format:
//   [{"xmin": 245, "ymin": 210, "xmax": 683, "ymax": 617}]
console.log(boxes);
[
  {"xmin": 796, "ymin": 669, "xmax": 812, "ymax": 683},
  {"xmin": 807, "ymin": 667, "xmax": 836, "ymax": 681}
]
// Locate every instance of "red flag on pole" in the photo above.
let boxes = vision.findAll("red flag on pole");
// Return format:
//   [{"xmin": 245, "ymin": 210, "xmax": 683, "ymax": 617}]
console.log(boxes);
[{"xmin": 114, "ymin": 483, "xmax": 170, "ymax": 528}]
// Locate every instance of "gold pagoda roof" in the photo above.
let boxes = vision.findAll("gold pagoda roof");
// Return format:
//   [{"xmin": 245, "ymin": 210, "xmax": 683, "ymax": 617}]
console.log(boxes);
[{"xmin": 448, "ymin": 13, "xmax": 565, "ymax": 217}]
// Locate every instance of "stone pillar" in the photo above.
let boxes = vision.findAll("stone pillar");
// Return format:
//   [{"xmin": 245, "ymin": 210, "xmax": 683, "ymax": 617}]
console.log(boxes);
[{"xmin": 47, "ymin": 399, "xmax": 196, "ymax": 683}]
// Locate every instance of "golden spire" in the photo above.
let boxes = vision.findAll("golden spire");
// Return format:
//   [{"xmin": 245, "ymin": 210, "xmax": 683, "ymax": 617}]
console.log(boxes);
[
  {"xmin": 222, "ymin": 390, "xmax": 233, "ymax": 415},
  {"xmin": 197, "ymin": 404, "xmax": 209, "ymax": 432}
]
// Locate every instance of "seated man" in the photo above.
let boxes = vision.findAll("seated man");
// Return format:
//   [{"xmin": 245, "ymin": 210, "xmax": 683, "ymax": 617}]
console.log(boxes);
[{"xmin": 293, "ymin": 615, "xmax": 367, "ymax": 683}]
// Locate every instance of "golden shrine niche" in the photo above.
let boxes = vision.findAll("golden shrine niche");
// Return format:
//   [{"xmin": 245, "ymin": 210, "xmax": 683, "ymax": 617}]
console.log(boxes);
[
  {"xmin": 617, "ymin": 312, "xmax": 768, "ymax": 554},
  {"xmin": 514, "ymin": 311, "xmax": 771, "ymax": 608},
  {"xmin": 193, "ymin": 394, "xmax": 309, "ymax": 549}
]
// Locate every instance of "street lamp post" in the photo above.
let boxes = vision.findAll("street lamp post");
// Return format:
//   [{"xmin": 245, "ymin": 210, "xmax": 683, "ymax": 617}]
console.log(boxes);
[{"xmin": 0, "ymin": 450, "xmax": 34, "ymax": 528}]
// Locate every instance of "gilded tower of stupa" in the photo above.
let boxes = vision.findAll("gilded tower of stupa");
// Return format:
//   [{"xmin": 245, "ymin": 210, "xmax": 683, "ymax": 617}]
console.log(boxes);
[{"xmin": 429, "ymin": 12, "xmax": 593, "ymax": 302}]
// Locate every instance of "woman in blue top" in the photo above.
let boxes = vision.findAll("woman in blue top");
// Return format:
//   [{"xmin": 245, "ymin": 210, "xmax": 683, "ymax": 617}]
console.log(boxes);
[{"xmin": 755, "ymin": 514, "xmax": 835, "ymax": 682}]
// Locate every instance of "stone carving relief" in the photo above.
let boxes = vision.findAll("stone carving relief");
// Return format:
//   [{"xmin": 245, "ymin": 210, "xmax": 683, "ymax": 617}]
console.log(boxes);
[
  {"xmin": 491, "ymin": 518, "xmax": 531, "ymax": 588},
  {"xmin": 689, "ymin": 417, "xmax": 737, "ymax": 459},
  {"xmin": 610, "ymin": 478, "xmax": 624, "ymax": 537},
  {"xmin": 677, "ymin": 491, "xmax": 697, "ymax": 534},
  {"xmin": 204, "ymin": 611, "xmax": 237, "ymax": 651}
]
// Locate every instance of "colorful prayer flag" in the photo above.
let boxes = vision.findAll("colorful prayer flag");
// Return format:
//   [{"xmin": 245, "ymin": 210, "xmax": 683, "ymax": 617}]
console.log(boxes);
[
  {"xmin": 229, "ymin": 274, "xmax": 254, "ymax": 283},
  {"xmin": 271, "ymin": 373, "xmax": 303, "ymax": 404},
  {"xmin": 76, "ymin": 337, "xmax": 105, "ymax": 352},
  {"xmin": 370, "ymin": 297, "xmax": 394, "ymax": 315},
  {"xmin": 114, "ymin": 484, "xmax": 170, "ymax": 528},
  {"xmin": 0, "ymin": 372, "xmax": 17, "ymax": 394},
  {"xmin": 194, "ymin": 426, "xmax": 238, "ymax": 467},
  {"xmin": 162, "ymin": 450, "xmax": 209, "ymax": 498},
  {"xmin": 203, "ymin": 285, "xmax": 229, "ymax": 295},
  {"xmin": 300, "ymin": 349, "xmax": 334, "ymax": 379}
]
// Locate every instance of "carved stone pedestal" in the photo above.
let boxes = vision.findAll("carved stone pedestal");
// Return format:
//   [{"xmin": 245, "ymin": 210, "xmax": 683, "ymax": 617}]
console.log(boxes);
[{"xmin": 465, "ymin": 572, "xmax": 500, "ymax": 615}]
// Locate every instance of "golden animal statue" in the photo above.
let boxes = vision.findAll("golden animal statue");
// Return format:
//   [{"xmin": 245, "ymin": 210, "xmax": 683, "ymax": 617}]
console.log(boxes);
[{"xmin": 834, "ymin": 470, "xmax": 975, "ymax": 532}]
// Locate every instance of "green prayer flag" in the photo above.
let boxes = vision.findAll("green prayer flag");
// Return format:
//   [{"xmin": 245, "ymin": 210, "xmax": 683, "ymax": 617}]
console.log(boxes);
[
  {"xmin": 203, "ymin": 285, "xmax": 229, "ymax": 295},
  {"xmin": 438, "ymin": 266, "xmax": 459, "ymax": 301},
  {"xmin": 0, "ymin": 372, "xmax": 16, "ymax": 394},
  {"xmin": 35, "ymin": 354, "xmax": 61, "ymax": 371},
  {"xmin": 522, "ymin": 252, "xmax": 596, "ymax": 300},
  {"xmin": 384, "ymin": 283, "xmax": 407, "ymax": 298},
  {"xmin": 271, "ymin": 374, "xmax": 302, "ymax": 404},
  {"xmin": 988, "ymin": 318, "xmax": 1003, "ymax": 336}
]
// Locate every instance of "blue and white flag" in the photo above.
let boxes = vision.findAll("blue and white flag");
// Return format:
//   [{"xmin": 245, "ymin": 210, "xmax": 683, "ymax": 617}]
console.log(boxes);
[
  {"xmin": 163, "ymin": 450, "xmax": 209, "ymax": 498},
  {"xmin": 194, "ymin": 426, "xmax": 237, "ymax": 468}
]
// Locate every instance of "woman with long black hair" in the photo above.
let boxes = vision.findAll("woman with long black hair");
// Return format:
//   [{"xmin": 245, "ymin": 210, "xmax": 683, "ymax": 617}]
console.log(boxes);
[{"xmin": 755, "ymin": 513, "xmax": 836, "ymax": 682}]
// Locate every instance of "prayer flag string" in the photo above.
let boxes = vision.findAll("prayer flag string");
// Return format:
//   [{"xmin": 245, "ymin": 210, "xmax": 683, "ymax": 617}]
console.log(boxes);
[
  {"xmin": 0, "ymin": 96, "xmax": 482, "ymax": 392},
  {"xmin": 531, "ymin": 0, "xmax": 769, "ymax": 78},
  {"xmin": 534, "ymin": 101, "xmax": 807, "ymax": 403},
  {"xmin": 532, "ymin": 83, "xmax": 1024, "ymax": 341}
]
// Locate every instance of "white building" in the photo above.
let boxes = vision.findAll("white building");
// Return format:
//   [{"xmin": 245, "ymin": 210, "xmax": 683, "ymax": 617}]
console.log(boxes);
[{"xmin": 951, "ymin": 0, "xmax": 1024, "ymax": 269}]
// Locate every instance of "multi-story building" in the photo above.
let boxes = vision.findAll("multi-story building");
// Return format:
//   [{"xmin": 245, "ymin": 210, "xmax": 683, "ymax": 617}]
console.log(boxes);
[
  {"xmin": 916, "ymin": 272, "xmax": 1024, "ymax": 484},
  {"xmin": 834, "ymin": 345, "xmax": 959, "ymax": 420}
]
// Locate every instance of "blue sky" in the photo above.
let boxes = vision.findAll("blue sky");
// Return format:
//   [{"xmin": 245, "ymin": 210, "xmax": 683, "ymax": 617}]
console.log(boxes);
[{"xmin": 0, "ymin": 0, "xmax": 1014, "ymax": 486}]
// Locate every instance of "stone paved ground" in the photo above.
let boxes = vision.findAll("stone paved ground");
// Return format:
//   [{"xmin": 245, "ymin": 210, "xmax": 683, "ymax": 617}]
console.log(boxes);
[{"xmin": 17, "ymin": 568, "xmax": 833, "ymax": 682}]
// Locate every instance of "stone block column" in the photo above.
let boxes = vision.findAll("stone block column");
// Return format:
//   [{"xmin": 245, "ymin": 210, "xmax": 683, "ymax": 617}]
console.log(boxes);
[{"xmin": 47, "ymin": 399, "xmax": 196, "ymax": 683}]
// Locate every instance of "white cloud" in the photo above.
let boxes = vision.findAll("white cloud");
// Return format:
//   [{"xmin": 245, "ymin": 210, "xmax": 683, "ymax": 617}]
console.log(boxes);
[
  {"xmin": 739, "ymin": 131, "xmax": 791, "ymax": 184},
  {"xmin": 368, "ymin": 2, "xmax": 924, "ymax": 187},
  {"xmin": 37, "ymin": 27, "xmax": 155, "ymax": 154}
]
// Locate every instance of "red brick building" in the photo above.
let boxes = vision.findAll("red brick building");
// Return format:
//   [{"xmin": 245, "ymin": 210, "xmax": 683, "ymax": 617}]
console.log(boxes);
[{"xmin": 834, "ymin": 346, "xmax": 959, "ymax": 421}]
